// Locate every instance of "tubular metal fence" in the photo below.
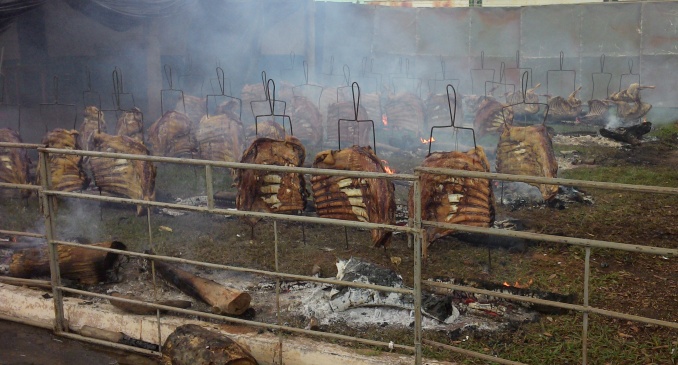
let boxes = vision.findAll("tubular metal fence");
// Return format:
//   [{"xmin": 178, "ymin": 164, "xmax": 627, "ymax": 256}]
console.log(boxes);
[{"xmin": 0, "ymin": 141, "xmax": 676, "ymax": 365}]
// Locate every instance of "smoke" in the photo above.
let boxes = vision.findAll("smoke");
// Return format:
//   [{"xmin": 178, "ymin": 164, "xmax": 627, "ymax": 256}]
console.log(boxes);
[{"xmin": 605, "ymin": 113, "xmax": 623, "ymax": 130}]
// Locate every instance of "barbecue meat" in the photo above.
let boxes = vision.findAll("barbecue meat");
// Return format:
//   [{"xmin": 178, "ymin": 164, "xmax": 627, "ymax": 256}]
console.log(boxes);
[
  {"xmin": 609, "ymin": 83, "xmax": 654, "ymax": 121},
  {"xmin": 425, "ymin": 93, "xmax": 460, "ymax": 130},
  {"xmin": 0, "ymin": 128, "xmax": 31, "ymax": 198},
  {"xmin": 147, "ymin": 111, "xmax": 197, "ymax": 158},
  {"xmin": 412, "ymin": 147, "xmax": 495, "ymax": 246},
  {"xmin": 474, "ymin": 96, "xmax": 512, "ymax": 137},
  {"xmin": 383, "ymin": 92, "xmax": 425, "ymax": 146},
  {"xmin": 115, "ymin": 107, "xmax": 144, "ymax": 141},
  {"xmin": 39, "ymin": 129, "xmax": 89, "ymax": 192},
  {"xmin": 245, "ymin": 120, "xmax": 285, "ymax": 147},
  {"xmin": 78, "ymin": 105, "xmax": 107, "ymax": 151},
  {"xmin": 496, "ymin": 124, "xmax": 558, "ymax": 201},
  {"xmin": 311, "ymin": 145, "xmax": 396, "ymax": 247},
  {"xmin": 89, "ymin": 133, "xmax": 156, "ymax": 216},
  {"xmin": 289, "ymin": 95, "xmax": 323, "ymax": 148},
  {"xmin": 578, "ymin": 99, "xmax": 611, "ymax": 126},
  {"xmin": 195, "ymin": 111, "xmax": 244, "ymax": 163},
  {"xmin": 179, "ymin": 95, "xmax": 206, "ymax": 126},
  {"xmin": 325, "ymin": 101, "xmax": 372, "ymax": 148},
  {"xmin": 547, "ymin": 86, "xmax": 582, "ymax": 122},
  {"xmin": 505, "ymin": 83, "xmax": 542, "ymax": 116},
  {"xmin": 236, "ymin": 136, "xmax": 307, "ymax": 228}
]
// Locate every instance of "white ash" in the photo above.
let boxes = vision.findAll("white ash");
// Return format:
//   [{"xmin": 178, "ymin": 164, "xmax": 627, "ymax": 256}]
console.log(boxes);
[{"xmin": 552, "ymin": 134, "xmax": 623, "ymax": 148}]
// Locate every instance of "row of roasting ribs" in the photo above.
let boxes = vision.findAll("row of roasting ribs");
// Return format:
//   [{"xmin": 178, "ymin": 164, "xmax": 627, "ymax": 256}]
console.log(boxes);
[
  {"xmin": 0, "ymin": 128, "xmax": 31, "ymax": 198},
  {"xmin": 311, "ymin": 146, "xmax": 396, "ymax": 247},
  {"xmin": 496, "ymin": 124, "xmax": 559, "ymax": 201},
  {"xmin": 236, "ymin": 136, "xmax": 307, "ymax": 229},
  {"xmin": 413, "ymin": 147, "xmax": 496, "ymax": 249}
]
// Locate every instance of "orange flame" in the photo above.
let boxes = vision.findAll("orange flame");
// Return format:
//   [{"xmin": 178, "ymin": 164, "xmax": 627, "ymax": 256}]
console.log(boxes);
[
  {"xmin": 503, "ymin": 279, "xmax": 533, "ymax": 288},
  {"xmin": 381, "ymin": 159, "xmax": 395, "ymax": 174},
  {"xmin": 382, "ymin": 114, "xmax": 388, "ymax": 126},
  {"xmin": 420, "ymin": 137, "xmax": 436, "ymax": 144}
]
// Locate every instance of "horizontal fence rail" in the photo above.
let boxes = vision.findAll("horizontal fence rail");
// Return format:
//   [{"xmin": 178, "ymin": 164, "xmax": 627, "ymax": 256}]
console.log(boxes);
[{"xmin": 0, "ymin": 142, "xmax": 676, "ymax": 365}]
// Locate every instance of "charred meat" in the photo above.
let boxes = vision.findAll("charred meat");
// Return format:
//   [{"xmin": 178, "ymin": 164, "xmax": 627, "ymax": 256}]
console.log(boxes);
[
  {"xmin": 609, "ymin": 83, "xmax": 654, "ymax": 121},
  {"xmin": 546, "ymin": 86, "xmax": 582, "ymax": 122},
  {"xmin": 0, "ymin": 128, "xmax": 31, "ymax": 197},
  {"xmin": 115, "ymin": 107, "xmax": 144, "ymax": 141},
  {"xmin": 496, "ymin": 124, "xmax": 558, "ymax": 201},
  {"xmin": 147, "ymin": 111, "xmax": 197, "ymax": 158},
  {"xmin": 474, "ymin": 96, "xmax": 512, "ymax": 137},
  {"xmin": 195, "ymin": 111, "xmax": 244, "ymax": 163},
  {"xmin": 39, "ymin": 129, "xmax": 89, "ymax": 192},
  {"xmin": 311, "ymin": 145, "xmax": 396, "ymax": 247},
  {"xmin": 412, "ymin": 147, "xmax": 495, "ymax": 246},
  {"xmin": 89, "ymin": 133, "xmax": 156, "ymax": 216},
  {"xmin": 78, "ymin": 105, "xmax": 107, "ymax": 151},
  {"xmin": 236, "ymin": 136, "xmax": 307, "ymax": 228}
]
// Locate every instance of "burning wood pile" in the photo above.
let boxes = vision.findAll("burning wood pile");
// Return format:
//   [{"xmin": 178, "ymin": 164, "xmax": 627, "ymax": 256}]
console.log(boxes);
[
  {"xmin": 89, "ymin": 133, "xmax": 157, "ymax": 215},
  {"xmin": 413, "ymin": 147, "xmax": 496, "ymax": 251},
  {"xmin": 236, "ymin": 135, "xmax": 307, "ymax": 229},
  {"xmin": 0, "ymin": 128, "xmax": 31, "ymax": 198},
  {"xmin": 311, "ymin": 145, "xmax": 396, "ymax": 247},
  {"xmin": 496, "ymin": 123, "xmax": 559, "ymax": 201}
]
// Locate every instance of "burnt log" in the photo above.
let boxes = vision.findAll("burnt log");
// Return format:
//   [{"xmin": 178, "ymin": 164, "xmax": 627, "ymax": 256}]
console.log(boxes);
[
  {"xmin": 153, "ymin": 260, "xmax": 251, "ymax": 316},
  {"xmin": 109, "ymin": 292, "xmax": 192, "ymax": 315},
  {"xmin": 599, "ymin": 121, "xmax": 652, "ymax": 146},
  {"xmin": 162, "ymin": 324, "xmax": 258, "ymax": 365},
  {"xmin": 2, "ymin": 241, "xmax": 126, "ymax": 285},
  {"xmin": 78, "ymin": 325, "xmax": 159, "ymax": 352}
]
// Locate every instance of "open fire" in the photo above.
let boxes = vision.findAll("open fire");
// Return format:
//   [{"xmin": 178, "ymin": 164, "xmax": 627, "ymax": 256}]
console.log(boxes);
[
  {"xmin": 420, "ymin": 136, "xmax": 435, "ymax": 144},
  {"xmin": 503, "ymin": 279, "xmax": 534, "ymax": 289}
]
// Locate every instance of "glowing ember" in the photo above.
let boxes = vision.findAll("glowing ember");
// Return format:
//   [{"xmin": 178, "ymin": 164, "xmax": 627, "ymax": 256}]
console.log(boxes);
[
  {"xmin": 420, "ymin": 137, "xmax": 436, "ymax": 144},
  {"xmin": 381, "ymin": 159, "xmax": 395, "ymax": 174},
  {"xmin": 382, "ymin": 114, "xmax": 388, "ymax": 126}
]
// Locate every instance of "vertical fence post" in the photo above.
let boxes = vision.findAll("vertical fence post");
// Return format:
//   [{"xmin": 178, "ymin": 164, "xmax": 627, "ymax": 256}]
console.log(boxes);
[
  {"xmin": 205, "ymin": 164, "xmax": 214, "ymax": 210},
  {"xmin": 274, "ymin": 220, "xmax": 283, "ymax": 365},
  {"xmin": 38, "ymin": 149, "xmax": 66, "ymax": 332},
  {"xmin": 412, "ymin": 177, "xmax": 423, "ymax": 365},
  {"xmin": 147, "ymin": 208, "xmax": 163, "ymax": 353},
  {"xmin": 582, "ymin": 246, "xmax": 591, "ymax": 365}
]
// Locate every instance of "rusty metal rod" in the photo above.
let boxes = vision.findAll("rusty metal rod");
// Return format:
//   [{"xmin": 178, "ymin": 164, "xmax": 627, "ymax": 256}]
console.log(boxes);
[
  {"xmin": 59, "ymin": 332, "xmax": 160, "ymax": 357},
  {"xmin": 58, "ymin": 286, "xmax": 416, "ymax": 353},
  {"xmin": 423, "ymin": 280, "xmax": 678, "ymax": 329},
  {"xmin": 38, "ymin": 147, "xmax": 417, "ymax": 181},
  {"xmin": 52, "ymin": 240, "xmax": 415, "ymax": 296},
  {"xmin": 423, "ymin": 339, "xmax": 528, "ymax": 365},
  {"xmin": 44, "ymin": 190, "xmax": 417, "ymax": 234},
  {"xmin": 0, "ymin": 230, "xmax": 45, "ymax": 239},
  {"xmin": 422, "ymin": 220, "xmax": 677, "ymax": 257},
  {"xmin": 415, "ymin": 166, "xmax": 678, "ymax": 196}
]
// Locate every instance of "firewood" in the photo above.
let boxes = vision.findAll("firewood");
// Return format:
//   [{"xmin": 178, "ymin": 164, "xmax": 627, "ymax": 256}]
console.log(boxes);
[
  {"xmin": 599, "ymin": 120, "xmax": 651, "ymax": 146},
  {"xmin": 162, "ymin": 324, "xmax": 258, "ymax": 365},
  {"xmin": 5, "ymin": 241, "xmax": 126, "ymax": 285},
  {"xmin": 153, "ymin": 260, "xmax": 251, "ymax": 316},
  {"xmin": 109, "ymin": 292, "xmax": 192, "ymax": 315},
  {"xmin": 78, "ymin": 325, "xmax": 159, "ymax": 351}
]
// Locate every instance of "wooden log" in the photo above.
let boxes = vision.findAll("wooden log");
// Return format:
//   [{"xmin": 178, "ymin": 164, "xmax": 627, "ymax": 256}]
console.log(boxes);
[
  {"xmin": 162, "ymin": 324, "xmax": 258, "ymax": 365},
  {"xmin": 109, "ymin": 292, "xmax": 192, "ymax": 315},
  {"xmin": 599, "ymin": 121, "xmax": 652, "ymax": 146},
  {"xmin": 153, "ymin": 260, "xmax": 251, "ymax": 316},
  {"xmin": 5, "ymin": 241, "xmax": 126, "ymax": 285}
]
